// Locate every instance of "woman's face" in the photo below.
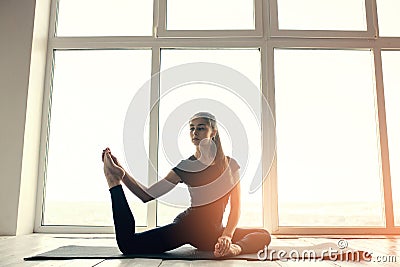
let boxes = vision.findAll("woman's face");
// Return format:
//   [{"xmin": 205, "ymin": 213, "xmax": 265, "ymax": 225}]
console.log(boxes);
[{"xmin": 189, "ymin": 118, "xmax": 215, "ymax": 146}]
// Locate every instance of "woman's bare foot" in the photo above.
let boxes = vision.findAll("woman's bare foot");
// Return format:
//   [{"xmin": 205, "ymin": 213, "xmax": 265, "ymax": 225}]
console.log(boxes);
[
  {"xmin": 214, "ymin": 243, "xmax": 242, "ymax": 257},
  {"xmin": 103, "ymin": 150, "xmax": 125, "ymax": 188},
  {"xmin": 102, "ymin": 148, "xmax": 122, "ymax": 166}
]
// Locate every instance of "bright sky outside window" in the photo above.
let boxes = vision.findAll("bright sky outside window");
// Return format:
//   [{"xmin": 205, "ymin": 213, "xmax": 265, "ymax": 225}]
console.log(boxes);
[
  {"xmin": 166, "ymin": 0, "xmax": 255, "ymax": 30},
  {"xmin": 274, "ymin": 49, "xmax": 383, "ymax": 227},
  {"xmin": 381, "ymin": 51, "xmax": 400, "ymax": 226},
  {"xmin": 277, "ymin": 0, "xmax": 367, "ymax": 31},
  {"xmin": 156, "ymin": 49, "xmax": 263, "ymax": 227},
  {"xmin": 44, "ymin": 50, "xmax": 151, "ymax": 226},
  {"xmin": 376, "ymin": 0, "xmax": 400, "ymax": 37},
  {"xmin": 56, "ymin": 0, "xmax": 153, "ymax": 36}
]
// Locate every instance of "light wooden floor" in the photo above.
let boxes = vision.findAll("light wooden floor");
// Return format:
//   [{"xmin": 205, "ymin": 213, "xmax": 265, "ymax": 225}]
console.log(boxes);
[{"xmin": 1, "ymin": 234, "xmax": 399, "ymax": 266}]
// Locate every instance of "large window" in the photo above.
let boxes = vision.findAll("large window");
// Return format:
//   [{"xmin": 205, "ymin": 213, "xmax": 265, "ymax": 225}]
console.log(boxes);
[
  {"xmin": 56, "ymin": 0, "xmax": 153, "ymax": 36},
  {"xmin": 381, "ymin": 51, "xmax": 400, "ymax": 226},
  {"xmin": 276, "ymin": 0, "xmax": 367, "ymax": 31},
  {"xmin": 376, "ymin": 0, "xmax": 400, "ymax": 37},
  {"xmin": 43, "ymin": 50, "xmax": 151, "ymax": 227},
  {"xmin": 36, "ymin": 0, "xmax": 400, "ymax": 234},
  {"xmin": 166, "ymin": 0, "xmax": 255, "ymax": 30},
  {"xmin": 275, "ymin": 49, "xmax": 382, "ymax": 227},
  {"xmin": 156, "ymin": 49, "xmax": 263, "ymax": 227}
]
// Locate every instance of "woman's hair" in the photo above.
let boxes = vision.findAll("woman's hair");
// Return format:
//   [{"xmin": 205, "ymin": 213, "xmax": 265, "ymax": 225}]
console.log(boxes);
[{"xmin": 189, "ymin": 112, "xmax": 230, "ymax": 177}]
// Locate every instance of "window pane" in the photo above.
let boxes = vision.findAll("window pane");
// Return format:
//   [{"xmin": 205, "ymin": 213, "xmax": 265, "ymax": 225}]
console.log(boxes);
[
  {"xmin": 277, "ymin": 0, "xmax": 366, "ymax": 31},
  {"xmin": 274, "ymin": 49, "xmax": 384, "ymax": 227},
  {"xmin": 157, "ymin": 49, "xmax": 263, "ymax": 228},
  {"xmin": 381, "ymin": 51, "xmax": 400, "ymax": 226},
  {"xmin": 377, "ymin": 0, "xmax": 400, "ymax": 37},
  {"xmin": 167, "ymin": 0, "xmax": 255, "ymax": 30},
  {"xmin": 56, "ymin": 0, "xmax": 153, "ymax": 36},
  {"xmin": 44, "ymin": 50, "xmax": 151, "ymax": 226}
]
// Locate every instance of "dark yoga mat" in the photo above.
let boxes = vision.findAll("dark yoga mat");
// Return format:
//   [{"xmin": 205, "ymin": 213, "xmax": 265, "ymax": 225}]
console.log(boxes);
[
  {"xmin": 24, "ymin": 245, "xmax": 257, "ymax": 261},
  {"xmin": 24, "ymin": 243, "xmax": 370, "ymax": 261}
]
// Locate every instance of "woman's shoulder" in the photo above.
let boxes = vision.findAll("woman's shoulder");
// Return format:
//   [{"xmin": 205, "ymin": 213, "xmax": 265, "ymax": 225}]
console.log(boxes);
[
  {"xmin": 226, "ymin": 155, "xmax": 238, "ymax": 162},
  {"xmin": 172, "ymin": 155, "xmax": 205, "ymax": 173},
  {"xmin": 188, "ymin": 155, "xmax": 197, "ymax": 160},
  {"xmin": 226, "ymin": 156, "xmax": 240, "ymax": 171}
]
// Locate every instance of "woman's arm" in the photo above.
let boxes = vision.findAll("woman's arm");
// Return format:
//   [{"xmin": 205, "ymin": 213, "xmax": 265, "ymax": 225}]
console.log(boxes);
[
  {"xmin": 106, "ymin": 150, "xmax": 181, "ymax": 203},
  {"xmin": 214, "ymin": 169, "xmax": 241, "ymax": 256},
  {"xmin": 122, "ymin": 170, "xmax": 181, "ymax": 203},
  {"xmin": 222, "ymin": 170, "xmax": 241, "ymax": 238}
]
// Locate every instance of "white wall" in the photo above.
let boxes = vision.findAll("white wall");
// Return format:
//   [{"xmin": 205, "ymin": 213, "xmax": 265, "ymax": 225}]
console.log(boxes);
[{"xmin": 0, "ymin": 0, "xmax": 50, "ymax": 235}]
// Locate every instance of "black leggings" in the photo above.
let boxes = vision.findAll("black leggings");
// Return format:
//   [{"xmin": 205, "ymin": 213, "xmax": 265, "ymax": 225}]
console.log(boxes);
[{"xmin": 110, "ymin": 185, "xmax": 271, "ymax": 254}]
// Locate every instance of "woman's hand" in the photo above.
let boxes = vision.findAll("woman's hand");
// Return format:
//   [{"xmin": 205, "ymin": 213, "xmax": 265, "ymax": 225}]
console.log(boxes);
[
  {"xmin": 102, "ymin": 148, "xmax": 109, "ymax": 162},
  {"xmin": 214, "ymin": 235, "xmax": 232, "ymax": 256},
  {"xmin": 102, "ymin": 148, "xmax": 122, "ymax": 166}
]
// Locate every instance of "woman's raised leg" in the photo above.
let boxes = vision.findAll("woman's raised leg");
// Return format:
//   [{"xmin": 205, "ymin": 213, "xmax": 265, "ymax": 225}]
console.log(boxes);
[
  {"xmin": 109, "ymin": 185, "xmax": 191, "ymax": 254},
  {"xmin": 104, "ymin": 150, "xmax": 191, "ymax": 254}
]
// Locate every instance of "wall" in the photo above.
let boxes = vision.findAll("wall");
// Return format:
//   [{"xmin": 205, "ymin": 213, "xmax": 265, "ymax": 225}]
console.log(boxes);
[{"xmin": 0, "ymin": 0, "xmax": 50, "ymax": 235}]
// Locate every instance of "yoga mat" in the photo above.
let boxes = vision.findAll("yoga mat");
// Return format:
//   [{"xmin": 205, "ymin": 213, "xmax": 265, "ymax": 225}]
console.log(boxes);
[{"xmin": 25, "ymin": 243, "xmax": 370, "ymax": 261}]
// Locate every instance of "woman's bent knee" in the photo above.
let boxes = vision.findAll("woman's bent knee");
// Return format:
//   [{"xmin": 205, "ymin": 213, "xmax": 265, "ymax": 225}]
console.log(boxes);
[
  {"xmin": 117, "ymin": 240, "xmax": 133, "ymax": 255},
  {"xmin": 116, "ymin": 236, "xmax": 139, "ymax": 254},
  {"xmin": 258, "ymin": 229, "xmax": 271, "ymax": 246}
]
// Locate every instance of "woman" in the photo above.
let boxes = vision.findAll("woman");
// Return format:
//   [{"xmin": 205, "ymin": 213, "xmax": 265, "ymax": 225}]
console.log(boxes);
[{"xmin": 102, "ymin": 112, "xmax": 271, "ymax": 257}]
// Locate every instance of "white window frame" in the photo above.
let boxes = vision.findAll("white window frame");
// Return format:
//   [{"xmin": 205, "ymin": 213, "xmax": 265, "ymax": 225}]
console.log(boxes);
[{"xmin": 35, "ymin": 0, "xmax": 400, "ymax": 235}]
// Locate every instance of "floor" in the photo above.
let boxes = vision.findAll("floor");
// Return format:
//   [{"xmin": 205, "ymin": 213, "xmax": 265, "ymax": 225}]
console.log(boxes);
[{"xmin": 1, "ymin": 234, "xmax": 399, "ymax": 266}]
